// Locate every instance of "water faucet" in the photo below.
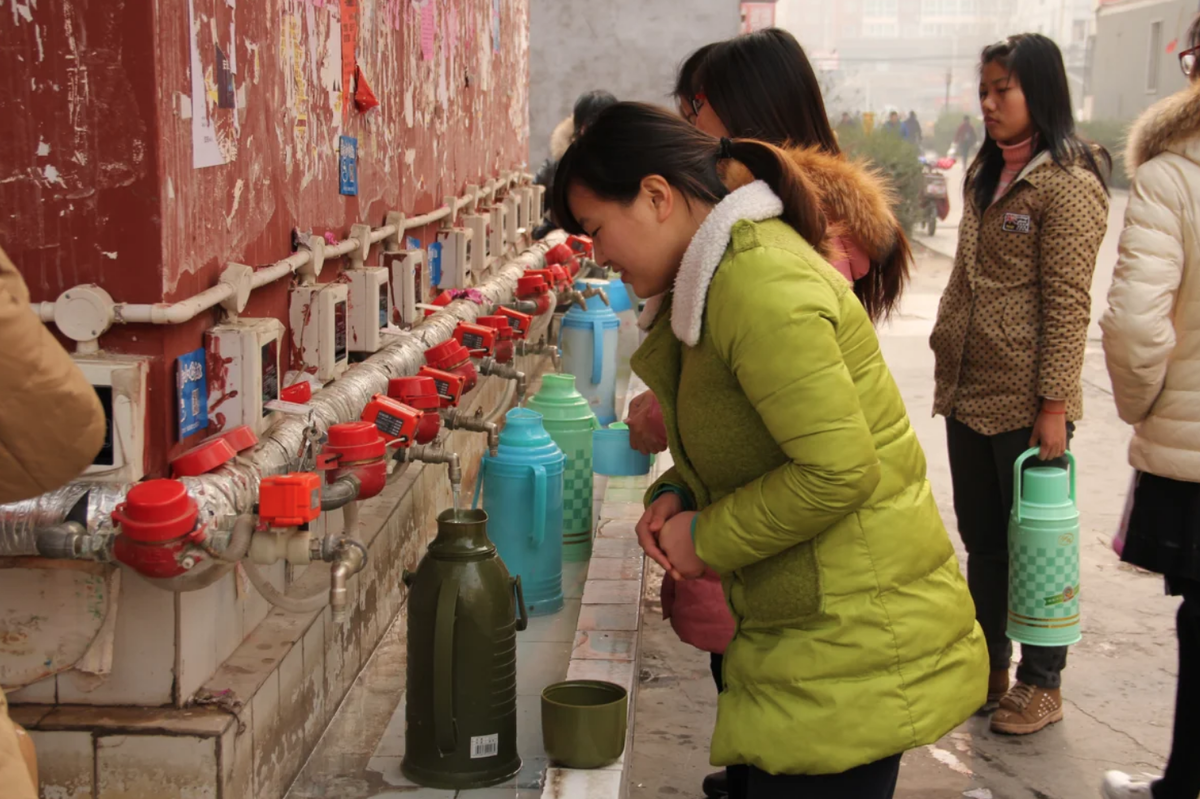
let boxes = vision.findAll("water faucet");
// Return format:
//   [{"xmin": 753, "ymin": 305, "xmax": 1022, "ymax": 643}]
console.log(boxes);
[
  {"xmin": 516, "ymin": 338, "xmax": 561, "ymax": 371},
  {"xmin": 328, "ymin": 538, "xmax": 368, "ymax": 623},
  {"xmin": 439, "ymin": 408, "xmax": 500, "ymax": 457},
  {"xmin": 476, "ymin": 356, "xmax": 527, "ymax": 404},
  {"xmin": 394, "ymin": 444, "xmax": 464, "ymax": 490}
]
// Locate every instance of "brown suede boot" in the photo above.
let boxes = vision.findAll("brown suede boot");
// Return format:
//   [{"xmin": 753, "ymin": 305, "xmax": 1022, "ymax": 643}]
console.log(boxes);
[
  {"xmin": 990, "ymin": 682, "xmax": 1063, "ymax": 734},
  {"xmin": 987, "ymin": 669, "xmax": 1010, "ymax": 703}
]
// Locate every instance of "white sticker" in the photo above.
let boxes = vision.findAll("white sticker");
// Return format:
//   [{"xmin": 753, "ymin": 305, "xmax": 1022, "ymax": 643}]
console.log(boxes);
[{"xmin": 470, "ymin": 734, "xmax": 499, "ymax": 759}]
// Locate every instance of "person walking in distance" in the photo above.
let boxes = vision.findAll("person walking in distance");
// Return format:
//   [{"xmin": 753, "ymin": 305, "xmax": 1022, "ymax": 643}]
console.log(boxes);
[
  {"xmin": 1099, "ymin": 15, "xmax": 1200, "ymax": 799},
  {"xmin": 930, "ymin": 33, "xmax": 1110, "ymax": 736},
  {"xmin": 954, "ymin": 115, "xmax": 979, "ymax": 161}
]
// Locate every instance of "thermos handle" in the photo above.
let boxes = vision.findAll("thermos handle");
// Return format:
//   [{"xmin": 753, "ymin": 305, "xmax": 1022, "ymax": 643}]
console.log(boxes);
[
  {"xmin": 591, "ymin": 320, "xmax": 604, "ymax": 385},
  {"xmin": 530, "ymin": 463, "xmax": 546, "ymax": 546},
  {"xmin": 471, "ymin": 460, "xmax": 486, "ymax": 509},
  {"xmin": 1012, "ymin": 447, "xmax": 1077, "ymax": 523},
  {"xmin": 433, "ymin": 576, "xmax": 459, "ymax": 755},
  {"xmin": 513, "ymin": 575, "xmax": 529, "ymax": 631}
]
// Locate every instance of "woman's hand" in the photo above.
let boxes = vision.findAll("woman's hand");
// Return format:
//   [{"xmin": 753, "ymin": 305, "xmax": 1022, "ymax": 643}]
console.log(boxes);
[
  {"xmin": 1030, "ymin": 401, "xmax": 1068, "ymax": 460},
  {"xmin": 626, "ymin": 391, "xmax": 668, "ymax": 455},
  {"xmin": 658, "ymin": 511, "xmax": 705, "ymax": 582},
  {"xmin": 635, "ymin": 492, "xmax": 683, "ymax": 572}
]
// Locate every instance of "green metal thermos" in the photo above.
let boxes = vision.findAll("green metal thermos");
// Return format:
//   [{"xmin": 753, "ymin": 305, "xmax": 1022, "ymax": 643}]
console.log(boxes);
[
  {"xmin": 526, "ymin": 374, "xmax": 601, "ymax": 562},
  {"xmin": 1007, "ymin": 449, "xmax": 1082, "ymax": 647},
  {"xmin": 401, "ymin": 508, "xmax": 528, "ymax": 790}
]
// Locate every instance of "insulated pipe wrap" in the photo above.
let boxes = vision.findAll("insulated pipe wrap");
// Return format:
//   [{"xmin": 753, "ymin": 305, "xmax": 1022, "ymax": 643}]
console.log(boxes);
[{"xmin": 0, "ymin": 233, "xmax": 564, "ymax": 556}]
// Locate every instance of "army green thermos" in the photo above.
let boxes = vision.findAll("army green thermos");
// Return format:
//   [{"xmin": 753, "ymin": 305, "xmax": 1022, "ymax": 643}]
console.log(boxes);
[{"xmin": 402, "ymin": 508, "xmax": 528, "ymax": 789}]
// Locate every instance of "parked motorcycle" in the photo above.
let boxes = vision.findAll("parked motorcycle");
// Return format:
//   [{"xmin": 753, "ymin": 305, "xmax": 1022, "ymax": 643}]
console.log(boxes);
[{"xmin": 919, "ymin": 156, "xmax": 955, "ymax": 236}]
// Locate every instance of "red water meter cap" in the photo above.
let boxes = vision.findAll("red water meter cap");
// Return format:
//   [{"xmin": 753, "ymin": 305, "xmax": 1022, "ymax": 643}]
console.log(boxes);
[
  {"xmin": 565, "ymin": 258, "xmax": 581, "ymax": 278},
  {"xmin": 425, "ymin": 339, "xmax": 471, "ymax": 370},
  {"xmin": 171, "ymin": 438, "xmax": 237, "ymax": 478},
  {"xmin": 322, "ymin": 421, "xmax": 388, "ymax": 500},
  {"xmin": 549, "ymin": 265, "xmax": 570, "ymax": 288},
  {"xmin": 281, "ymin": 381, "xmax": 313, "ymax": 404},
  {"xmin": 388, "ymin": 376, "xmax": 442, "ymax": 410},
  {"xmin": 361, "ymin": 395, "xmax": 422, "ymax": 446},
  {"xmin": 477, "ymin": 315, "xmax": 515, "ymax": 363},
  {"xmin": 496, "ymin": 307, "xmax": 533, "ymax": 340},
  {"xmin": 452, "ymin": 322, "xmax": 497, "ymax": 357},
  {"xmin": 418, "ymin": 366, "xmax": 467, "ymax": 408},
  {"xmin": 258, "ymin": 473, "xmax": 322, "ymax": 528},
  {"xmin": 516, "ymin": 275, "xmax": 548, "ymax": 298},
  {"xmin": 324, "ymin": 421, "xmax": 387, "ymax": 463},
  {"xmin": 545, "ymin": 242, "xmax": 574, "ymax": 265},
  {"xmin": 566, "ymin": 234, "xmax": 594, "ymax": 257},
  {"xmin": 423, "ymin": 289, "xmax": 457, "ymax": 318},
  {"xmin": 215, "ymin": 425, "xmax": 259, "ymax": 453},
  {"xmin": 112, "ymin": 480, "xmax": 200, "ymax": 543}
]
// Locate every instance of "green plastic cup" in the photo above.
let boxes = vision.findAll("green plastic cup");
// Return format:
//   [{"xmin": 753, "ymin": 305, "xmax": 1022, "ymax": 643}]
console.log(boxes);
[{"xmin": 541, "ymin": 680, "xmax": 628, "ymax": 769}]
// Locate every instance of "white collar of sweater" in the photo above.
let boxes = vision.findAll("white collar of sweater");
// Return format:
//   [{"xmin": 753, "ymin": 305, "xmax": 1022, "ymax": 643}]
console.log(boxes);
[{"xmin": 634, "ymin": 181, "xmax": 783, "ymax": 346}]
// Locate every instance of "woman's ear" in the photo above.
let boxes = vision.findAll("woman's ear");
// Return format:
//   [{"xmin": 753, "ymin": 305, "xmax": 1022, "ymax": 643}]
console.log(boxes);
[{"xmin": 641, "ymin": 175, "xmax": 675, "ymax": 223}]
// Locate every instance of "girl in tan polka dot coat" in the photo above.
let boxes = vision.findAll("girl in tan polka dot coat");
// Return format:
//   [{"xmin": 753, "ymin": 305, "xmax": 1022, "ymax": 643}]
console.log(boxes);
[{"xmin": 929, "ymin": 34, "xmax": 1110, "ymax": 737}]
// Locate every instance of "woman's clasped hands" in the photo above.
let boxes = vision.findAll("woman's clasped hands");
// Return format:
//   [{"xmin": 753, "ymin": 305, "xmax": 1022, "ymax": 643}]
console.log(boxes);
[{"xmin": 634, "ymin": 492, "xmax": 705, "ymax": 582}]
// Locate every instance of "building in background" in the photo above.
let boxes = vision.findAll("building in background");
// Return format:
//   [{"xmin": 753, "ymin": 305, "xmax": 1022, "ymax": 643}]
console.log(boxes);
[
  {"xmin": 528, "ymin": 0, "xmax": 740, "ymax": 167},
  {"xmin": 775, "ymin": 0, "xmax": 1019, "ymax": 121},
  {"xmin": 742, "ymin": 1, "xmax": 779, "ymax": 32},
  {"xmin": 1089, "ymin": 0, "xmax": 1197, "ymax": 121}
]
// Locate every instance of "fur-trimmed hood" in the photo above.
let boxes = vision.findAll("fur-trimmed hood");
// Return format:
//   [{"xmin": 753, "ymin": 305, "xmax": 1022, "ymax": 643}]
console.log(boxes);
[
  {"xmin": 1126, "ymin": 79, "xmax": 1200, "ymax": 176},
  {"xmin": 549, "ymin": 116, "xmax": 574, "ymax": 162},
  {"xmin": 724, "ymin": 144, "xmax": 903, "ymax": 263}
]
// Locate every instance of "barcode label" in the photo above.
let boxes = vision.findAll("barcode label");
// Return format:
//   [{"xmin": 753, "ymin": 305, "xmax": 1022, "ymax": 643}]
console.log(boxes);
[{"xmin": 470, "ymin": 734, "xmax": 499, "ymax": 759}]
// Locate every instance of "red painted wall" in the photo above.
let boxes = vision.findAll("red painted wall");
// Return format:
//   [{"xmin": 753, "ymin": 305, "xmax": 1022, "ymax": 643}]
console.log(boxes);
[{"xmin": 0, "ymin": 0, "xmax": 530, "ymax": 475}]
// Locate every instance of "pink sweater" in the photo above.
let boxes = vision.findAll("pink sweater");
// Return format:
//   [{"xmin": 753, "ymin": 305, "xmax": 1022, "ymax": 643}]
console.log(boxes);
[
  {"xmin": 993, "ymin": 137, "xmax": 1034, "ymax": 204},
  {"xmin": 829, "ymin": 234, "xmax": 871, "ymax": 282}
]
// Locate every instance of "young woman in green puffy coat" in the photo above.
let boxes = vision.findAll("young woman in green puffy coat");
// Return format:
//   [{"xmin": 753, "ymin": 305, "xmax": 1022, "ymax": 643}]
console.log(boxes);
[{"xmin": 551, "ymin": 102, "xmax": 988, "ymax": 799}]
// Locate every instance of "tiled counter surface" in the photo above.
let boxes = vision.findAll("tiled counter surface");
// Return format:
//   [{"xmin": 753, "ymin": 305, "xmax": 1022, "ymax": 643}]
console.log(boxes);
[{"xmin": 286, "ymin": 374, "xmax": 660, "ymax": 799}]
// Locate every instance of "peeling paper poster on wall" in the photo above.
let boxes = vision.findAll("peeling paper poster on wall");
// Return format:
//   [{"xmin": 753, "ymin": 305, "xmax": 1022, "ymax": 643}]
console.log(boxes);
[
  {"xmin": 416, "ymin": 0, "xmax": 436, "ymax": 61},
  {"xmin": 339, "ymin": 135, "xmax": 358, "ymax": 196},
  {"xmin": 492, "ymin": 0, "xmax": 501, "ymax": 54},
  {"xmin": 188, "ymin": 0, "xmax": 239, "ymax": 167},
  {"xmin": 340, "ymin": 0, "xmax": 359, "ymax": 117}
]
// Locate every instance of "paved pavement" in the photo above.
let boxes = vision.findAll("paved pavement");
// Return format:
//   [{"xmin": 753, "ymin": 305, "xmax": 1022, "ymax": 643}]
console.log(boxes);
[{"xmin": 628, "ymin": 194, "xmax": 1181, "ymax": 799}]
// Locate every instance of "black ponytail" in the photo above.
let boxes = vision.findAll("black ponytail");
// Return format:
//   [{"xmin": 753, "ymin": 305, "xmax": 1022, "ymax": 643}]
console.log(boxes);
[{"xmin": 551, "ymin": 103, "xmax": 826, "ymax": 253}]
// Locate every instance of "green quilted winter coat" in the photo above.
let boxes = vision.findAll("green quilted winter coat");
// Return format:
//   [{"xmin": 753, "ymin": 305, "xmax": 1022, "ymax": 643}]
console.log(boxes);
[{"xmin": 635, "ymin": 182, "xmax": 987, "ymax": 776}]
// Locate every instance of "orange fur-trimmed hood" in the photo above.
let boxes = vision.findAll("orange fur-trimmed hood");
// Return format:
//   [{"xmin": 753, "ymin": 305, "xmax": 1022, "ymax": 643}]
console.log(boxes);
[{"xmin": 723, "ymin": 144, "xmax": 904, "ymax": 263}]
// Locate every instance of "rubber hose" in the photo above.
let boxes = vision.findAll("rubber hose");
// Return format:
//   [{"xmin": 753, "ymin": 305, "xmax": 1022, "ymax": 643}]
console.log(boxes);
[
  {"xmin": 481, "ymin": 379, "xmax": 517, "ymax": 425},
  {"xmin": 209, "ymin": 514, "xmax": 255, "ymax": 563},
  {"xmin": 243, "ymin": 560, "xmax": 330, "ymax": 614}
]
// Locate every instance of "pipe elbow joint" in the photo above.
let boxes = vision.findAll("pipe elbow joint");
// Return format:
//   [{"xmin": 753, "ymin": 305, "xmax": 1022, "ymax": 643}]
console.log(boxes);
[{"xmin": 321, "ymin": 474, "xmax": 362, "ymax": 511}]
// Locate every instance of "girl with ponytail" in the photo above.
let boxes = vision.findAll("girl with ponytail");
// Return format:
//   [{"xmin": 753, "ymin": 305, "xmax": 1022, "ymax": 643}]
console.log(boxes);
[{"xmin": 553, "ymin": 102, "xmax": 987, "ymax": 798}]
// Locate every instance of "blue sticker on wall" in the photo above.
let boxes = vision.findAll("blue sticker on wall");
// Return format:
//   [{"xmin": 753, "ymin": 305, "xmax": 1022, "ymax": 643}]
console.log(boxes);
[
  {"xmin": 177, "ymin": 348, "xmax": 208, "ymax": 438},
  {"xmin": 406, "ymin": 235, "xmax": 421, "ymax": 250},
  {"xmin": 429, "ymin": 241, "xmax": 443, "ymax": 287},
  {"xmin": 339, "ymin": 135, "xmax": 358, "ymax": 196}
]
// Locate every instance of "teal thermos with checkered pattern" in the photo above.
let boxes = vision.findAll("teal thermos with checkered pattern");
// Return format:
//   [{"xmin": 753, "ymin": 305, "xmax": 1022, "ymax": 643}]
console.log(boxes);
[
  {"xmin": 1007, "ymin": 449, "xmax": 1082, "ymax": 647},
  {"xmin": 472, "ymin": 408, "xmax": 566, "ymax": 617},
  {"xmin": 527, "ymin": 374, "xmax": 602, "ymax": 562}
]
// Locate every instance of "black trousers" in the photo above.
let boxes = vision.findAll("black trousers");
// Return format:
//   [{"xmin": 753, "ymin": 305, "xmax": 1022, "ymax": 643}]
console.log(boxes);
[
  {"xmin": 945, "ymin": 418, "xmax": 1069, "ymax": 689},
  {"xmin": 710, "ymin": 654, "xmax": 901, "ymax": 799},
  {"xmin": 1155, "ymin": 582, "xmax": 1200, "ymax": 799}
]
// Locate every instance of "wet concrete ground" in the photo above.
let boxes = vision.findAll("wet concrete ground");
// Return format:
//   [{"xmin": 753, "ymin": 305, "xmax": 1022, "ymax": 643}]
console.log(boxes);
[{"xmin": 628, "ymin": 214, "xmax": 1183, "ymax": 799}]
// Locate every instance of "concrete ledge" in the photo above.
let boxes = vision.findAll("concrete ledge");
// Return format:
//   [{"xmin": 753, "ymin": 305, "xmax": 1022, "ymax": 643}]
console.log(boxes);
[{"xmin": 544, "ymin": 376, "xmax": 664, "ymax": 799}]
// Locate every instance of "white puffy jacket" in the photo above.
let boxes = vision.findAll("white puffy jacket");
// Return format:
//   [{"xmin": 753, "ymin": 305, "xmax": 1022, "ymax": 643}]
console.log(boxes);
[{"xmin": 1102, "ymin": 81, "xmax": 1200, "ymax": 482}]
